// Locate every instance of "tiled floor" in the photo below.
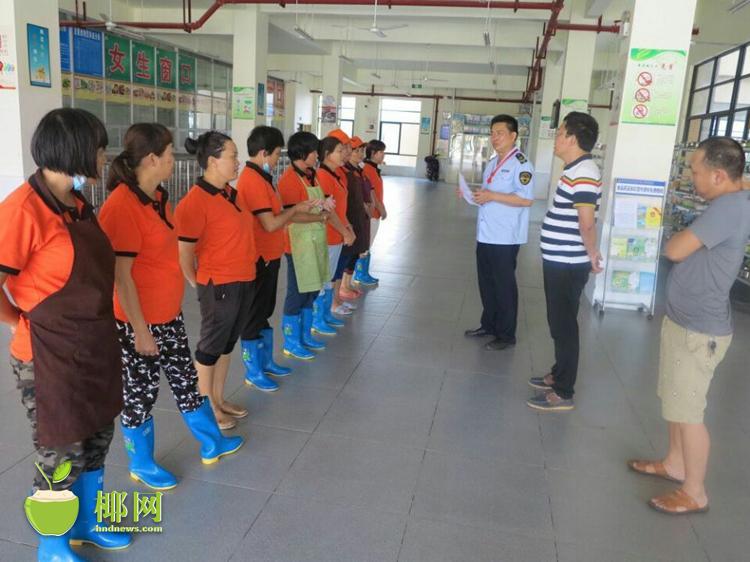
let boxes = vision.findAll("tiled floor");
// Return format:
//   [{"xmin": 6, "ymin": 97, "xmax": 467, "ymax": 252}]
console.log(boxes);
[{"xmin": 1, "ymin": 176, "xmax": 749, "ymax": 561}]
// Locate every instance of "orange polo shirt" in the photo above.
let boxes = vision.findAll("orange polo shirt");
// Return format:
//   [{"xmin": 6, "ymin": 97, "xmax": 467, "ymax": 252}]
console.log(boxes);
[
  {"xmin": 278, "ymin": 165, "xmax": 315, "ymax": 255},
  {"xmin": 317, "ymin": 164, "xmax": 349, "ymax": 245},
  {"xmin": 0, "ymin": 173, "xmax": 90, "ymax": 362},
  {"xmin": 174, "ymin": 177, "xmax": 256, "ymax": 285},
  {"xmin": 99, "ymin": 183, "xmax": 184, "ymax": 324},
  {"xmin": 236, "ymin": 162, "xmax": 285, "ymax": 262},
  {"xmin": 363, "ymin": 161, "xmax": 384, "ymax": 219}
]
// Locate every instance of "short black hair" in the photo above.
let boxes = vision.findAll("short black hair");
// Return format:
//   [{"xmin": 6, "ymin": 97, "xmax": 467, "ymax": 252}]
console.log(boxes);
[
  {"xmin": 698, "ymin": 136, "xmax": 746, "ymax": 181},
  {"xmin": 561, "ymin": 111, "xmax": 599, "ymax": 152},
  {"xmin": 185, "ymin": 131, "xmax": 232, "ymax": 169},
  {"xmin": 287, "ymin": 131, "xmax": 320, "ymax": 162},
  {"xmin": 247, "ymin": 126, "xmax": 285, "ymax": 157},
  {"xmin": 31, "ymin": 108, "xmax": 108, "ymax": 177},
  {"xmin": 319, "ymin": 137, "xmax": 341, "ymax": 162},
  {"xmin": 366, "ymin": 140, "xmax": 386, "ymax": 160},
  {"xmin": 490, "ymin": 114, "xmax": 518, "ymax": 135}
]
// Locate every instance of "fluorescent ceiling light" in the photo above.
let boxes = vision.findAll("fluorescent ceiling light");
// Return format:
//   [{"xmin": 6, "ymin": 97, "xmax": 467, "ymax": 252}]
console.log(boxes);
[
  {"xmin": 342, "ymin": 76, "xmax": 365, "ymax": 88},
  {"xmin": 293, "ymin": 25, "xmax": 315, "ymax": 42},
  {"xmin": 489, "ymin": 61, "xmax": 495, "ymax": 72},
  {"xmin": 371, "ymin": 72, "xmax": 382, "ymax": 79},
  {"xmin": 339, "ymin": 54, "xmax": 354, "ymax": 64},
  {"xmin": 729, "ymin": 0, "xmax": 750, "ymax": 12},
  {"xmin": 483, "ymin": 31, "xmax": 491, "ymax": 47}
]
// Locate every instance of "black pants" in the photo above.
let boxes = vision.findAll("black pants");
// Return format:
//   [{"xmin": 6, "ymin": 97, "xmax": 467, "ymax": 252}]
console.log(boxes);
[
  {"xmin": 117, "ymin": 314, "xmax": 204, "ymax": 428},
  {"xmin": 243, "ymin": 257, "xmax": 280, "ymax": 340},
  {"xmin": 283, "ymin": 253, "xmax": 318, "ymax": 315},
  {"xmin": 476, "ymin": 242, "xmax": 520, "ymax": 343},
  {"xmin": 543, "ymin": 261, "xmax": 591, "ymax": 399}
]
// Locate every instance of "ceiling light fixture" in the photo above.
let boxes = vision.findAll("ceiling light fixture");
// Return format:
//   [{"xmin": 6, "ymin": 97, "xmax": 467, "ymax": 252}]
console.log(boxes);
[
  {"xmin": 729, "ymin": 0, "xmax": 750, "ymax": 13},
  {"xmin": 483, "ymin": 31, "xmax": 491, "ymax": 47},
  {"xmin": 339, "ymin": 54, "xmax": 354, "ymax": 64},
  {"xmin": 294, "ymin": 25, "xmax": 315, "ymax": 42}
]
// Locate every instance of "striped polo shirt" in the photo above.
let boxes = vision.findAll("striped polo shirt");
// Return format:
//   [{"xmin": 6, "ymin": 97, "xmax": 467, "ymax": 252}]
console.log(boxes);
[{"xmin": 541, "ymin": 154, "xmax": 602, "ymax": 265}]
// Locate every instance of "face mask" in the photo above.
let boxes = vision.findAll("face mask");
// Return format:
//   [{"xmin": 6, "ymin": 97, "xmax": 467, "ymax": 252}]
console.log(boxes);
[
  {"xmin": 72, "ymin": 175, "xmax": 88, "ymax": 191},
  {"xmin": 262, "ymin": 161, "xmax": 272, "ymax": 174},
  {"xmin": 358, "ymin": 161, "xmax": 365, "ymax": 169}
]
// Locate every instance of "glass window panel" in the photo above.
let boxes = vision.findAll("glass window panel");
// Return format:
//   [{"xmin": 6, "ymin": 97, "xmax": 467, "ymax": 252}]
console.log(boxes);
[
  {"xmin": 709, "ymin": 82, "xmax": 734, "ymax": 113},
  {"xmin": 340, "ymin": 120, "xmax": 354, "ymax": 137},
  {"xmin": 380, "ymin": 122, "xmax": 401, "ymax": 153},
  {"xmin": 157, "ymin": 107, "xmax": 175, "ymax": 128},
  {"xmin": 716, "ymin": 50, "xmax": 740, "ymax": 83},
  {"xmin": 385, "ymin": 155, "xmax": 417, "ymax": 167},
  {"xmin": 76, "ymin": 99, "xmax": 104, "ymax": 121},
  {"xmin": 731, "ymin": 110, "xmax": 747, "ymax": 139},
  {"xmin": 197, "ymin": 58, "xmax": 212, "ymax": 96},
  {"xmin": 214, "ymin": 113, "xmax": 227, "ymax": 130},
  {"xmin": 716, "ymin": 114, "xmax": 729, "ymax": 136},
  {"xmin": 744, "ymin": 47, "xmax": 750, "ymax": 75},
  {"xmin": 699, "ymin": 119, "xmax": 711, "ymax": 141},
  {"xmin": 690, "ymin": 88, "xmax": 710, "ymax": 116},
  {"xmin": 736, "ymin": 77, "xmax": 750, "ymax": 110},
  {"xmin": 341, "ymin": 96, "xmax": 356, "ymax": 109},
  {"xmin": 213, "ymin": 65, "xmax": 229, "ymax": 99},
  {"xmin": 686, "ymin": 118, "xmax": 701, "ymax": 143},
  {"xmin": 399, "ymin": 123, "xmax": 420, "ymax": 156},
  {"xmin": 380, "ymin": 110, "xmax": 421, "ymax": 123},
  {"xmin": 340, "ymin": 108, "xmax": 355, "ymax": 120},
  {"xmin": 381, "ymin": 98, "xmax": 421, "ymax": 111},
  {"xmin": 694, "ymin": 61, "xmax": 714, "ymax": 89},
  {"xmin": 134, "ymin": 105, "xmax": 154, "ymax": 123}
]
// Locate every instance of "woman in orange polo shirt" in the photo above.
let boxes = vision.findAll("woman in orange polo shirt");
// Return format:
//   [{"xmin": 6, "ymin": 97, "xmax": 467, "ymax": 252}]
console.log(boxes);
[
  {"xmin": 317, "ymin": 136, "xmax": 356, "ymax": 321},
  {"xmin": 0, "ymin": 108, "xmax": 131, "ymax": 559},
  {"xmin": 236, "ymin": 126, "xmax": 314, "ymax": 386},
  {"xmin": 176, "ymin": 132, "xmax": 256, "ymax": 431},
  {"xmin": 99, "ymin": 124, "xmax": 243, "ymax": 492},
  {"xmin": 357, "ymin": 139, "xmax": 388, "ymax": 285}
]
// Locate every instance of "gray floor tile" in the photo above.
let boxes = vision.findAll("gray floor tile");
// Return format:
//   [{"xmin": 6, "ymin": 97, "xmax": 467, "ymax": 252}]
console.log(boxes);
[
  {"xmin": 363, "ymin": 335, "xmax": 451, "ymax": 370},
  {"xmin": 276, "ymin": 434, "xmax": 423, "ymax": 514},
  {"xmin": 556, "ymin": 541, "xmax": 702, "ymax": 562},
  {"xmin": 345, "ymin": 360, "xmax": 446, "ymax": 400},
  {"xmin": 399, "ymin": 518, "xmax": 557, "ymax": 562},
  {"xmin": 410, "ymin": 452, "xmax": 554, "ymax": 540},
  {"xmin": 272, "ymin": 351, "xmax": 361, "ymax": 391},
  {"xmin": 232, "ymin": 494, "xmax": 405, "ymax": 562}
]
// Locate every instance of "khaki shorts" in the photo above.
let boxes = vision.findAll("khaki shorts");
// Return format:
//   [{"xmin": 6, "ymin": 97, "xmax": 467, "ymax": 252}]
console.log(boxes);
[{"xmin": 657, "ymin": 316, "xmax": 732, "ymax": 424}]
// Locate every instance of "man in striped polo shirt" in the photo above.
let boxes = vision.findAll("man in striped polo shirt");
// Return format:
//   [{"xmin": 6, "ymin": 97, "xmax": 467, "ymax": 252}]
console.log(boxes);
[{"xmin": 527, "ymin": 112, "xmax": 602, "ymax": 412}]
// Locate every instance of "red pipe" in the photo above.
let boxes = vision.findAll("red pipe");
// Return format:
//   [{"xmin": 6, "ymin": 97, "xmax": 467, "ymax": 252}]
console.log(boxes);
[
  {"xmin": 556, "ymin": 21, "xmax": 700, "ymax": 35},
  {"xmin": 523, "ymin": 0, "xmax": 563, "ymax": 102}
]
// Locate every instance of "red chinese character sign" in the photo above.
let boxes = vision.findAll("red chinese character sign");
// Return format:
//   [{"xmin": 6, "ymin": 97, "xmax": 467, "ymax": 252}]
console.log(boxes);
[
  {"xmin": 178, "ymin": 53, "xmax": 195, "ymax": 92},
  {"xmin": 132, "ymin": 42, "xmax": 155, "ymax": 85},
  {"xmin": 156, "ymin": 48, "xmax": 176, "ymax": 90},
  {"xmin": 105, "ymin": 35, "xmax": 129, "ymax": 80}
]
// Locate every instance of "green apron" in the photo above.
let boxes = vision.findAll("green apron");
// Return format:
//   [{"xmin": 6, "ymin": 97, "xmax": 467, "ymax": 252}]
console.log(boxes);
[{"xmin": 289, "ymin": 180, "xmax": 329, "ymax": 293}]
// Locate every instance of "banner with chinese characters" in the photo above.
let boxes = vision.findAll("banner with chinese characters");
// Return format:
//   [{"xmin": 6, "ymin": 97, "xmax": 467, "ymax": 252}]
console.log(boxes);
[
  {"xmin": 132, "ymin": 85, "xmax": 156, "ymax": 106},
  {"xmin": 156, "ymin": 48, "xmax": 176, "ymax": 90},
  {"xmin": 178, "ymin": 53, "xmax": 196, "ymax": 92},
  {"xmin": 105, "ymin": 34, "xmax": 130, "ymax": 81},
  {"xmin": 106, "ymin": 81, "xmax": 131, "ymax": 104},
  {"xmin": 179, "ymin": 93, "xmax": 195, "ymax": 112},
  {"xmin": 59, "ymin": 28, "xmax": 71, "ymax": 73},
  {"xmin": 157, "ymin": 89, "xmax": 177, "ymax": 110},
  {"xmin": 74, "ymin": 75, "xmax": 104, "ymax": 101},
  {"xmin": 132, "ymin": 42, "xmax": 155, "ymax": 85}
]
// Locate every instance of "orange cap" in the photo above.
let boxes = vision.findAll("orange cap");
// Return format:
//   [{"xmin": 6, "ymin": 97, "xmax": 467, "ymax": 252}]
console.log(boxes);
[
  {"xmin": 327, "ymin": 128, "xmax": 351, "ymax": 144},
  {"xmin": 350, "ymin": 136, "xmax": 364, "ymax": 149}
]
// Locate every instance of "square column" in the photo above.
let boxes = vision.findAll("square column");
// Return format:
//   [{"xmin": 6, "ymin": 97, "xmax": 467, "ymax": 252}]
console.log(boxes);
[{"xmin": 319, "ymin": 55, "xmax": 342, "ymax": 138}]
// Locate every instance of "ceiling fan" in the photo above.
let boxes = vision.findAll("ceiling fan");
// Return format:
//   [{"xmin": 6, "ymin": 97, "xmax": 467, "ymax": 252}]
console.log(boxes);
[
  {"xmin": 87, "ymin": 0, "xmax": 144, "ymax": 39},
  {"xmin": 420, "ymin": 59, "xmax": 449, "ymax": 83},
  {"xmin": 357, "ymin": 0, "xmax": 408, "ymax": 38}
]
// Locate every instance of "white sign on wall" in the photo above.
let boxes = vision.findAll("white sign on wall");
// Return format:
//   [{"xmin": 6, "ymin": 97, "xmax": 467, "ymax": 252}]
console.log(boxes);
[{"xmin": 0, "ymin": 26, "xmax": 18, "ymax": 90}]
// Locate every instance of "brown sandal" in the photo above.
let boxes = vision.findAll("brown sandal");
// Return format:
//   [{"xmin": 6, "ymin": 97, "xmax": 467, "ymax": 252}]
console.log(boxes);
[
  {"xmin": 220, "ymin": 402, "xmax": 249, "ymax": 419},
  {"xmin": 627, "ymin": 459, "xmax": 684, "ymax": 483},
  {"xmin": 648, "ymin": 489, "xmax": 709, "ymax": 515}
]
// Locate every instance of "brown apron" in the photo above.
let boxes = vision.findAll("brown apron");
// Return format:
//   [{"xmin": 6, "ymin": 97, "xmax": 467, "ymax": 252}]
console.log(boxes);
[{"xmin": 26, "ymin": 176, "xmax": 123, "ymax": 448}]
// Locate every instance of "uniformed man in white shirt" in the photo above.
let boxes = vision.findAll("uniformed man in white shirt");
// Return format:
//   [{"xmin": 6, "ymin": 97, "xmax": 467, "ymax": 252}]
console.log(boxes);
[{"xmin": 464, "ymin": 114, "xmax": 535, "ymax": 351}]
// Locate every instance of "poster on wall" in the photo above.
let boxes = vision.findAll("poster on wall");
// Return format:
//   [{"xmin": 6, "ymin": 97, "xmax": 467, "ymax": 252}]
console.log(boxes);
[
  {"xmin": 420, "ymin": 116, "xmax": 431, "ymax": 135},
  {"xmin": 132, "ymin": 42, "xmax": 155, "ymax": 85},
  {"xmin": 539, "ymin": 116, "xmax": 554, "ymax": 139},
  {"xmin": 0, "ymin": 26, "xmax": 18, "ymax": 90},
  {"xmin": 232, "ymin": 86, "xmax": 255, "ymax": 119},
  {"xmin": 105, "ymin": 34, "xmax": 130, "ymax": 81},
  {"xmin": 73, "ymin": 28, "xmax": 103, "ymax": 77},
  {"xmin": 321, "ymin": 95, "xmax": 336, "ymax": 124},
  {"xmin": 620, "ymin": 48, "xmax": 687, "ymax": 126},
  {"xmin": 59, "ymin": 27, "xmax": 71, "ymax": 73},
  {"xmin": 106, "ymin": 81, "xmax": 131, "ymax": 104},
  {"xmin": 257, "ymin": 83, "xmax": 266, "ymax": 116}
]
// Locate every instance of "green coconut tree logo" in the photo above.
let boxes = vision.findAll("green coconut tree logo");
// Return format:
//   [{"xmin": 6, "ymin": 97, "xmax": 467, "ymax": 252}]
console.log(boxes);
[{"xmin": 24, "ymin": 461, "xmax": 79, "ymax": 536}]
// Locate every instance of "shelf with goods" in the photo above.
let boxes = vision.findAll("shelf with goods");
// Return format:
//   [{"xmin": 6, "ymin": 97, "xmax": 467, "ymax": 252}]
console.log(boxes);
[{"xmin": 665, "ymin": 141, "xmax": 750, "ymax": 294}]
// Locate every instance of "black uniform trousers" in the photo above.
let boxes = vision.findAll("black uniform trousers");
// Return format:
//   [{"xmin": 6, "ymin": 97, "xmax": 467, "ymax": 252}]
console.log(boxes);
[
  {"xmin": 242, "ymin": 257, "xmax": 281, "ymax": 341},
  {"xmin": 542, "ymin": 260, "xmax": 591, "ymax": 399},
  {"xmin": 476, "ymin": 242, "xmax": 520, "ymax": 344}
]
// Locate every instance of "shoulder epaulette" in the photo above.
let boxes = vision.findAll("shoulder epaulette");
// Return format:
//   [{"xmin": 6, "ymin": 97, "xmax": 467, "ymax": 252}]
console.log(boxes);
[{"xmin": 515, "ymin": 152, "xmax": 527, "ymax": 164}]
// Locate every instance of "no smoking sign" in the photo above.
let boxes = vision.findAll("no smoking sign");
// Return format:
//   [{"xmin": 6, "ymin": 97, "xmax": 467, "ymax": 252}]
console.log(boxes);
[
  {"xmin": 633, "ymin": 104, "xmax": 649, "ymax": 119},
  {"xmin": 637, "ymin": 71, "xmax": 653, "ymax": 87},
  {"xmin": 635, "ymin": 88, "xmax": 651, "ymax": 103}
]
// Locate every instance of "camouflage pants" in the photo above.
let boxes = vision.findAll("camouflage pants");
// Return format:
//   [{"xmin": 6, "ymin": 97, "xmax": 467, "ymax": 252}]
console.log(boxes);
[
  {"xmin": 11, "ymin": 357, "xmax": 115, "ymax": 492},
  {"xmin": 117, "ymin": 313, "xmax": 203, "ymax": 429}
]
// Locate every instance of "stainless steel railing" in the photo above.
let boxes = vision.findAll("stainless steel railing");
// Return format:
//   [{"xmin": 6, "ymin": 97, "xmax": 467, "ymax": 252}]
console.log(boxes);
[{"xmin": 83, "ymin": 151, "xmax": 290, "ymax": 210}]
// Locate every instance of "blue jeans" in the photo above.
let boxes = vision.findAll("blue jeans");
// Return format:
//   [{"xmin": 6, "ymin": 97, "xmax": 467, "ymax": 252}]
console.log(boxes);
[{"xmin": 283, "ymin": 254, "xmax": 317, "ymax": 315}]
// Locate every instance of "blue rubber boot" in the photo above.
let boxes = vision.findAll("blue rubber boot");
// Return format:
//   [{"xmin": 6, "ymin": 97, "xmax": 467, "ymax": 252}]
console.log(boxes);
[
  {"xmin": 323, "ymin": 288, "xmax": 345, "ymax": 327},
  {"xmin": 181, "ymin": 400, "xmax": 244, "ymax": 465},
  {"xmin": 353, "ymin": 255, "xmax": 377, "ymax": 286},
  {"xmin": 311, "ymin": 294, "xmax": 337, "ymax": 335},
  {"xmin": 259, "ymin": 327, "xmax": 292, "ymax": 376},
  {"xmin": 362, "ymin": 253, "xmax": 379, "ymax": 284},
  {"xmin": 69, "ymin": 468, "xmax": 132, "ymax": 551},
  {"xmin": 39, "ymin": 534, "xmax": 86, "ymax": 562},
  {"xmin": 282, "ymin": 314, "xmax": 316, "ymax": 360},
  {"xmin": 121, "ymin": 418, "xmax": 178, "ymax": 491},
  {"xmin": 241, "ymin": 339, "xmax": 279, "ymax": 391},
  {"xmin": 301, "ymin": 308, "xmax": 326, "ymax": 350}
]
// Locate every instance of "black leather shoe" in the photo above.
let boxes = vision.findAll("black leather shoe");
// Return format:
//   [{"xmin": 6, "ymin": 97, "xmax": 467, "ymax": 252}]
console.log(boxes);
[
  {"xmin": 464, "ymin": 327, "xmax": 492, "ymax": 338},
  {"xmin": 484, "ymin": 338, "xmax": 516, "ymax": 351}
]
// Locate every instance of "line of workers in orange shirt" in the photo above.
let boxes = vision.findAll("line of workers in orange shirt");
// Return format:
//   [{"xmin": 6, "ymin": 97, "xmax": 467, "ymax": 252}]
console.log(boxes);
[{"xmin": 0, "ymin": 108, "xmax": 387, "ymax": 561}]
